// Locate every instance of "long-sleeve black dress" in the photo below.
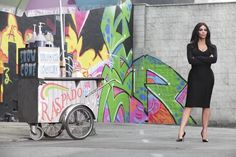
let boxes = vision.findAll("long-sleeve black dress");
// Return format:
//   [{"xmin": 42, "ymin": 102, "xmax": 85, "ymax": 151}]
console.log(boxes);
[{"xmin": 185, "ymin": 43, "xmax": 217, "ymax": 108}]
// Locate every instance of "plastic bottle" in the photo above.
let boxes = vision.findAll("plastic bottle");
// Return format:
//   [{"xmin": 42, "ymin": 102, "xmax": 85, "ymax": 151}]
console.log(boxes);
[
  {"xmin": 35, "ymin": 22, "xmax": 46, "ymax": 47},
  {"xmin": 28, "ymin": 24, "xmax": 37, "ymax": 48},
  {"xmin": 45, "ymin": 31, "xmax": 54, "ymax": 47}
]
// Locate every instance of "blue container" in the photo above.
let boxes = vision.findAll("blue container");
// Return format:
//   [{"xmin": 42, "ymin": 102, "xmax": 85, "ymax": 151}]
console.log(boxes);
[{"xmin": 75, "ymin": 0, "xmax": 119, "ymax": 10}]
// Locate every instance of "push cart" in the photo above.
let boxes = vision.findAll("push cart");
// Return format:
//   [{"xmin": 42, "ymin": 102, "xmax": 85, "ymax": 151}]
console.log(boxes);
[
  {"xmin": 18, "ymin": 47, "xmax": 103, "ymax": 140},
  {"xmin": 18, "ymin": 77, "xmax": 103, "ymax": 140}
]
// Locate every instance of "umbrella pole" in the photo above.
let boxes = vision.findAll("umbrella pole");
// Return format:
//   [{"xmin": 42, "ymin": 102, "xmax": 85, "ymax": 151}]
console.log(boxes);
[{"xmin": 59, "ymin": 0, "xmax": 66, "ymax": 77}]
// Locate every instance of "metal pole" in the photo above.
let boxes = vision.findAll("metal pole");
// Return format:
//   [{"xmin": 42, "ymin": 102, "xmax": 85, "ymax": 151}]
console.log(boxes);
[{"xmin": 59, "ymin": 0, "xmax": 66, "ymax": 77}]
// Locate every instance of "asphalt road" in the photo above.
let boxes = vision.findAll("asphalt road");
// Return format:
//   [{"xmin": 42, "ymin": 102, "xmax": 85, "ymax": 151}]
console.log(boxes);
[{"xmin": 0, "ymin": 122, "xmax": 236, "ymax": 157}]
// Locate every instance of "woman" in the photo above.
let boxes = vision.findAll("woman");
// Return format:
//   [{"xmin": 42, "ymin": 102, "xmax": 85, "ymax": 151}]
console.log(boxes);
[{"xmin": 177, "ymin": 22, "xmax": 217, "ymax": 142}]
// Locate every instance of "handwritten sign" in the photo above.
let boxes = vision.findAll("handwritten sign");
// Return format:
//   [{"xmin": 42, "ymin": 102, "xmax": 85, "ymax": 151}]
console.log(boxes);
[
  {"xmin": 38, "ymin": 47, "xmax": 60, "ymax": 78},
  {"xmin": 19, "ymin": 49, "xmax": 37, "ymax": 77}
]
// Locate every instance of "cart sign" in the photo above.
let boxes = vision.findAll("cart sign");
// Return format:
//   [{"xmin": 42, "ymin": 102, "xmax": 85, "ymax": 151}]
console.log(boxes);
[
  {"xmin": 38, "ymin": 80, "xmax": 98, "ymax": 123},
  {"xmin": 37, "ymin": 47, "xmax": 60, "ymax": 78},
  {"xmin": 19, "ymin": 48, "xmax": 37, "ymax": 77},
  {"xmin": 19, "ymin": 47, "xmax": 60, "ymax": 78}
]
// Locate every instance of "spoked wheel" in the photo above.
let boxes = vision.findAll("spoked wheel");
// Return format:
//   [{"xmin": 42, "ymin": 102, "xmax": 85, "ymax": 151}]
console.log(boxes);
[
  {"xmin": 65, "ymin": 106, "xmax": 94, "ymax": 140},
  {"xmin": 30, "ymin": 125, "xmax": 44, "ymax": 141},
  {"xmin": 41, "ymin": 123, "xmax": 63, "ymax": 138}
]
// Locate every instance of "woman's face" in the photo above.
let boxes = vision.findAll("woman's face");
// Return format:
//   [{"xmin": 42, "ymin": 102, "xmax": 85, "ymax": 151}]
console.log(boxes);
[{"xmin": 198, "ymin": 25, "xmax": 207, "ymax": 39}]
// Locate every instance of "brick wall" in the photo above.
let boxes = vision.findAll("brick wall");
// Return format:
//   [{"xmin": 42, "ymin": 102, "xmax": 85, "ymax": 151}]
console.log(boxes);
[{"xmin": 133, "ymin": 2, "xmax": 236, "ymax": 126}]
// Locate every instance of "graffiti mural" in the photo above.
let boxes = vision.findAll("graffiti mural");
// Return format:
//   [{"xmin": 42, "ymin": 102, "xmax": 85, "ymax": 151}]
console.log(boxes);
[
  {"xmin": 0, "ymin": 0, "xmax": 195, "ymax": 124},
  {"xmin": 133, "ymin": 55, "xmax": 195, "ymax": 125},
  {"xmin": 97, "ymin": 0, "xmax": 133, "ymax": 123},
  {"xmin": 65, "ymin": 8, "xmax": 110, "ymax": 77}
]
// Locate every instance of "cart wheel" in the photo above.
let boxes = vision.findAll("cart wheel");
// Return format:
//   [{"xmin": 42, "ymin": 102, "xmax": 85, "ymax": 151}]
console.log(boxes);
[
  {"xmin": 41, "ymin": 123, "xmax": 63, "ymax": 138},
  {"xmin": 65, "ymin": 106, "xmax": 94, "ymax": 140},
  {"xmin": 30, "ymin": 125, "xmax": 44, "ymax": 141}
]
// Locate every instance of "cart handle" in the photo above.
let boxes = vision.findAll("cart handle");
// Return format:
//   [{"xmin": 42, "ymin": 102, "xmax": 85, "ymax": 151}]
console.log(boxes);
[{"xmin": 85, "ymin": 79, "xmax": 119, "ymax": 97}]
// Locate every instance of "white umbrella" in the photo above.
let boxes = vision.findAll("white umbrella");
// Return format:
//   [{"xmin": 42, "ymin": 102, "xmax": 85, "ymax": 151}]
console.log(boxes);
[{"xmin": 0, "ymin": 0, "xmax": 78, "ymax": 76}]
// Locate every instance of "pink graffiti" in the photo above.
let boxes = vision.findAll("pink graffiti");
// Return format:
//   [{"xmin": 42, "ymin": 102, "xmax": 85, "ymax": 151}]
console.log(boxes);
[
  {"xmin": 176, "ymin": 85, "xmax": 187, "ymax": 105},
  {"xmin": 74, "ymin": 10, "xmax": 89, "ymax": 35},
  {"xmin": 115, "ymin": 106, "xmax": 124, "ymax": 123},
  {"xmin": 130, "ymin": 97, "xmax": 147, "ymax": 123},
  {"xmin": 113, "ymin": 87, "xmax": 123, "ymax": 97}
]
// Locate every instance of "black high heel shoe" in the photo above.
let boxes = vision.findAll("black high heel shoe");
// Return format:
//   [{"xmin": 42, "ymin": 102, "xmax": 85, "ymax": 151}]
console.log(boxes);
[
  {"xmin": 176, "ymin": 132, "xmax": 186, "ymax": 142},
  {"xmin": 201, "ymin": 131, "xmax": 208, "ymax": 142}
]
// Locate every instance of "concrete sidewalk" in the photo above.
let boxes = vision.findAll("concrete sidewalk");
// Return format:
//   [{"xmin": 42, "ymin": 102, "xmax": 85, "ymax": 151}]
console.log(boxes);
[
  {"xmin": 0, "ymin": 122, "xmax": 29, "ymax": 142},
  {"xmin": 0, "ymin": 122, "xmax": 236, "ymax": 157}
]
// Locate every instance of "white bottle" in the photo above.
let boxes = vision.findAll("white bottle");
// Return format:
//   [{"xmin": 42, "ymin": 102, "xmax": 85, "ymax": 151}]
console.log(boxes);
[
  {"xmin": 45, "ymin": 31, "xmax": 54, "ymax": 47},
  {"xmin": 28, "ymin": 24, "xmax": 37, "ymax": 48},
  {"xmin": 35, "ymin": 22, "xmax": 46, "ymax": 47}
]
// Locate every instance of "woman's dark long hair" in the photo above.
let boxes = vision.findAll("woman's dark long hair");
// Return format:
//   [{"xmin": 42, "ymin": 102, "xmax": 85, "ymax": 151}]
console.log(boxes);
[{"xmin": 190, "ymin": 22, "xmax": 214, "ymax": 48}]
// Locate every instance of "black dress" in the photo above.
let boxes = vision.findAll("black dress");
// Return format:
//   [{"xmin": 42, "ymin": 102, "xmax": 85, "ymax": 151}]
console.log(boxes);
[{"xmin": 185, "ymin": 43, "xmax": 217, "ymax": 108}]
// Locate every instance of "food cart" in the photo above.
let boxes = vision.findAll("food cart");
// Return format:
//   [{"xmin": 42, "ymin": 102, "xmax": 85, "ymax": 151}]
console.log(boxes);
[{"xmin": 18, "ymin": 47, "xmax": 103, "ymax": 140}]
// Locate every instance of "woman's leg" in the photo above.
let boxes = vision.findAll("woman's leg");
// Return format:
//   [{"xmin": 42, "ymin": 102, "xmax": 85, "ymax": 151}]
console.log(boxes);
[
  {"xmin": 178, "ymin": 107, "xmax": 192, "ymax": 138},
  {"xmin": 202, "ymin": 108, "xmax": 210, "ymax": 139}
]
